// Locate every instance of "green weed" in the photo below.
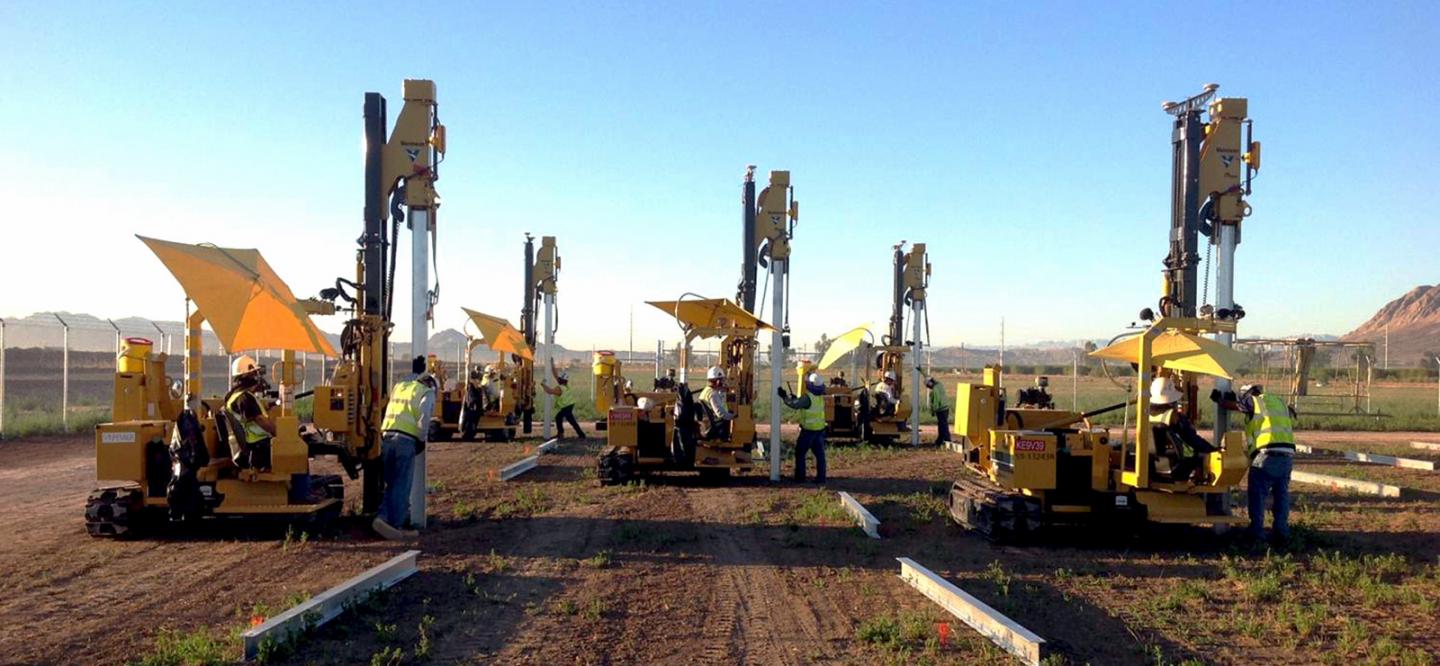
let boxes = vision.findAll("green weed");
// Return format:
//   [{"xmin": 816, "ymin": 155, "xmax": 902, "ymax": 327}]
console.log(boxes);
[
  {"xmin": 984, "ymin": 560, "xmax": 1013, "ymax": 597},
  {"xmin": 368, "ymin": 645, "xmax": 404, "ymax": 666},
  {"xmin": 133, "ymin": 627, "xmax": 230, "ymax": 666},
  {"xmin": 581, "ymin": 549, "xmax": 613, "ymax": 568}
]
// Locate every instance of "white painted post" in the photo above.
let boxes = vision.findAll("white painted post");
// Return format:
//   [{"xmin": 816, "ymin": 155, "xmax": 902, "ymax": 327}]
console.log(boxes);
[
  {"xmin": 655, "ymin": 339, "xmax": 662, "ymax": 381},
  {"xmin": 54, "ymin": 314, "xmax": 69, "ymax": 431},
  {"xmin": 769, "ymin": 259, "xmax": 786, "ymax": 481},
  {"xmin": 542, "ymin": 292, "xmax": 555, "ymax": 440},
  {"xmin": 1213, "ymin": 224, "xmax": 1238, "ymax": 439},
  {"xmin": 410, "ymin": 208, "xmax": 430, "ymax": 530},
  {"xmin": 910, "ymin": 299, "xmax": 922, "ymax": 447}
]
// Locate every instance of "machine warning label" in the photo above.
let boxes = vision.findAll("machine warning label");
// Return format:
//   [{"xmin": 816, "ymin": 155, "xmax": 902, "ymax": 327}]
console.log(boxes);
[
  {"xmin": 609, "ymin": 411, "xmax": 636, "ymax": 424},
  {"xmin": 101, "ymin": 432, "xmax": 137, "ymax": 444},
  {"xmin": 1014, "ymin": 438, "xmax": 1048, "ymax": 452}
]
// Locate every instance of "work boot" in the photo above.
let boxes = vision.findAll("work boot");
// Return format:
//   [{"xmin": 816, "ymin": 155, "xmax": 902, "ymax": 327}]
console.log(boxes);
[{"xmin": 372, "ymin": 517, "xmax": 418, "ymax": 540}]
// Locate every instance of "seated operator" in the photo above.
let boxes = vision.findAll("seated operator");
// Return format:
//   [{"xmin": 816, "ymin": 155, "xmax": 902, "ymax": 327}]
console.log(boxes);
[
  {"xmin": 1148, "ymin": 374, "xmax": 1216, "ymax": 482},
  {"xmin": 873, "ymin": 371, "xmax": 898, "ymax": 416},
  {"xmin": 699, "ymin": 366, "xmax": 735, "ymax": 440}
]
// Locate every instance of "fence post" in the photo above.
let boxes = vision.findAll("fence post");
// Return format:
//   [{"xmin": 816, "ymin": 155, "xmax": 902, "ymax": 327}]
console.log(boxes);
[
  {"xmin": 53, "ymin": 313, "xmax": 70, "ymax": 431},
  {"xmin": 107, "ymin": 318, "xmax": 121, "ymax": 357},
  {"xmin": 150, "ymin": 320, "xmax": 167, "ymax": 358},
  {"xmin": 0, "ymin": 317, "xmax": 6, "ymax": 439}
]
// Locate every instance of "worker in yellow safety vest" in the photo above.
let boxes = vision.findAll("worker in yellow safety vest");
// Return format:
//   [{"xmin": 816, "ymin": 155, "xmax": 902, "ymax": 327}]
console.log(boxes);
[
  {"xmin": 541, "ymin": 357, "xmax": 586, "ymax": 439},
  {"xmin": 1216, "ymin": 383, "xmax": 1296, "ymax": 544},
  {"xmin": 223, "ymin": 355, "xmax": 276, "ymax": 470},
  {"xmin": 374, "ymin": 356, "xmax": 437, "ymax": 540},
  {"xmin": 778, "ymin": 372, "xmax": 828, "ymax": 483}
]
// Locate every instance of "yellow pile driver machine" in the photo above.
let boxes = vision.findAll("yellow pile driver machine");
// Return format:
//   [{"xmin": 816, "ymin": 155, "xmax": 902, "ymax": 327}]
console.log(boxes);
[
  {"xmin": 85, "ymin": 80, "xmax": 445, "ymax": 536},
  {"xmin": 807, "ymin": 241, "xmax": 930, "ymax": 444},
  {"xmin": 429, "ymin": 235, "xmax": 559, "ymax": 442},
  {"xmin": 597, "ymin": 167, "xmax": 795, "ymax": 484},
  {"xmin": 947, "ymin": 84, "xmax": 1261, "ymax": 539}
]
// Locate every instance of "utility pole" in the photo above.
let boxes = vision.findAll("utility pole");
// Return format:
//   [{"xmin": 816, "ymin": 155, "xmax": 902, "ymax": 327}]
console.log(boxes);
[
  {"xmin": 1072, "ymin": 349, "xmax": 1079, "ymax": 411},
  {"xmin": 1384, "ymin": 324, "xmax": 1389, "ymax": 370}
]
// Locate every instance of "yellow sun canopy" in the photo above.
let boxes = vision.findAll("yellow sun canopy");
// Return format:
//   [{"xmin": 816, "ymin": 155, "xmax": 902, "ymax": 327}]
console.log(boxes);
[
  {"xmin": 646, "ymin": 298, "xmax": 773, "ymax": 339},
  {"xmin": 818, "ymin": 325, "xmax": 873, "ymax": 370},
  {"xmin": 1090, "ymin": 328, "xmax": 1248, "ymax": 379},
  {"xmin": 461, "ymin": 307, "xmax": 533, "ymax": 360},
  {"xmin": 139, "ymin": 236, "xmax": 336, "ymax": 356}
]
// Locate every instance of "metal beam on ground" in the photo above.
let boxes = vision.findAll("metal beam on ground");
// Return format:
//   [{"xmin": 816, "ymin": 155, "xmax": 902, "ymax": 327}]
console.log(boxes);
[
  {"xmin": 1298, "ymin": 444, "xmax": 1436, "ymax": 471},
  {"xmin": 837, "ymin": 491, "xmax": 881, "ymax": 539},
  {"xmin": 499, "ymin": 455, "xmax": 539, "ymax": 481},
  {"xmin": 1291, "ymin": 470, "xmax": 1402, "ymax": 498},
  {"xmin": 1410, "ymin": 441, "xmax": 1440, "ymax": 452},
  {"xmin": 242, "ymin": 550, "xmax": 419, "ymax": 660},
  {"xmin": 536, "ymin": 438, "xmax": 561, "ymax": 455},
  {"xmin": 896, "ymin": 558, "xmax": 1047, "ymax": 666}
]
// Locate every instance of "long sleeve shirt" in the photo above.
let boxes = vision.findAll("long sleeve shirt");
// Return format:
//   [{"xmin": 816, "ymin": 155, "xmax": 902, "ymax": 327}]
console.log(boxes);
[
  {"xmin": 780, "ymin": 392, "xmax": 813, "ymax": 410},
  {"xmin": 928, "ymin": 384, "xmax": 948, "ymax": 414},
  {"xmin": 702, "ymin": 387, "xmax": 734, "ymax": 421}
]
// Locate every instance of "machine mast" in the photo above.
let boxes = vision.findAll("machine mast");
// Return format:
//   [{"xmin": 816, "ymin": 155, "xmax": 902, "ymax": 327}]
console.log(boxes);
[{"xmin": 1160, "ymin": 84, "xmax": 1259, "ymax": 430}]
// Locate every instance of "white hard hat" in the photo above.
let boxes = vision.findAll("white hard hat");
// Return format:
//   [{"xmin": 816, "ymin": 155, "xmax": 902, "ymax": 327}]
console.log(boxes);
[
  {"xmin": 484, "ymin": 364, "xmax": 496, "ymax": 375},
  {"xmin": 806, "ymin": 373, "xmax": 822, "ymax": 386},
  {"xmin": 231, "ymin": 354, "xmax": 258, "ymax": 377},
  {"xmin": 884, "ymin": 371, "xmax": 896, "ymax": 381},
  {"xmin": 1150, "ymin": 376, "xmax": 1183, "ymax": 405},
  {"xmin": 707, "ymin": 366, "xmax": 725, "ymax": 381},
  {"xmin": 637, "ymin": 397, "xmax": 653, "ymax": 410}
]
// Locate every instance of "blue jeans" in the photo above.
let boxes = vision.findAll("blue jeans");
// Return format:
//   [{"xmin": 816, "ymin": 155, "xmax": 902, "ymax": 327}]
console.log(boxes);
[
  {"xmin": 1247, "ymin": 450, "xmax": 1293, "ymax": 541},
  {"xmin": 380, "ymin": 433, "xmax": 418, "ymax": 528},
  {"xmin": 795, "ymin": 429, "xmax": 827, "ymax": 482}
]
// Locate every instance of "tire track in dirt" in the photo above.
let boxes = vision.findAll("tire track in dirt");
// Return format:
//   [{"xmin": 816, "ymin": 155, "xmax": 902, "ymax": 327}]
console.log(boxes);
[{"xmin": 683, "ymin": 484, "xmax": 836, "ymax": 665}]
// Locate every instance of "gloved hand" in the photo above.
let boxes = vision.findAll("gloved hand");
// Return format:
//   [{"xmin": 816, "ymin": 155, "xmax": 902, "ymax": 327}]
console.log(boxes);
[
  {"xmin": 1223, "ymin": 391, "xmax": 1237, "ymax": 403},
  {"xmin": 777, "ymin": 387, "xmax": 790, "ymax": 400},
  {"xmin": 1209, "ymin": 388, "xmax": 1222, "ymax": 403}
]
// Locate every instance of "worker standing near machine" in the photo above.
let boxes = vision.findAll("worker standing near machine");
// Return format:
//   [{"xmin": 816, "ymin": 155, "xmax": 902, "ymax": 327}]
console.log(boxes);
[
  {"xmin": 778, "ymin": 372, "xmax": 828, "ymax": 483},
  {"xmin": 700, "ymin": 366, "xmax": 736, "ymax": 440},
  {"xmin": 224, "ymin": 355, "xmax": 277, "ymax": 470},
  {"xmin": 927, "ymin": 376, "xmax": 950, "ymax": 445},
  {"xmin": 541, "ymin": 357, "xmax": 586, "ymax": 440},
  {"xmin": 1216, "ymin": 384, "xmax": 1296, "ymax": 544},
  {"xmin": 375, "ymin": 356, "xmax": 436, "ymax": 540}
]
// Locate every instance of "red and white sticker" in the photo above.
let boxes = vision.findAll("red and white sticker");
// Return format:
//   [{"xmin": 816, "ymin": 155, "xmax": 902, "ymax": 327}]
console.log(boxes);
[
  {"xmin": 609, "ymin": 410, "xmax": 636, "ymax": 424},
  {"xmin": 1014, "ymin": 438, "xmax": 1047, "ymax": 452}
]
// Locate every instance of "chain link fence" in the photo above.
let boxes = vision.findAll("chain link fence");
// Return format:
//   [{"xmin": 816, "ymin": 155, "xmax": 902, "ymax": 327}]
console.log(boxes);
[{"xmin": 0, "ymin": 314, "xmax": 377, "ymax": 439}]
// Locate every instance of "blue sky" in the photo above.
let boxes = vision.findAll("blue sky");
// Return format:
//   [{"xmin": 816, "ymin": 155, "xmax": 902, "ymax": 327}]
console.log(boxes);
[{"xmin": 1, "ymin": 2, "xmax": 1436, "ymax": 352}]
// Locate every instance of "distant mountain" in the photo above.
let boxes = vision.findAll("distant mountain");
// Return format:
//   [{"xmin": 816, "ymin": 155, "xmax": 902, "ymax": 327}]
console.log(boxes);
[{"xmin": 1343, "ymin": 285, "xmax": 1440, "ymax": 367}]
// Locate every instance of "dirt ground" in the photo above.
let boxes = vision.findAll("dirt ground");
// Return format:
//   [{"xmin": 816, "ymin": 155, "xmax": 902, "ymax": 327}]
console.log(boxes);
[{"xmin": 2, "ymin": 429, "xmax": 1438, "ymax": 665}]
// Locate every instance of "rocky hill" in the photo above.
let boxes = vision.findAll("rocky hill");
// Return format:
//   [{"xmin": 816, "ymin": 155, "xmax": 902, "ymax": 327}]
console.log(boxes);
[{"xmin": 1344, "ymin": 285, "xmax": 1440, "ymax": 367}]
